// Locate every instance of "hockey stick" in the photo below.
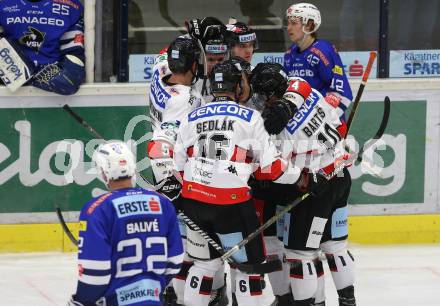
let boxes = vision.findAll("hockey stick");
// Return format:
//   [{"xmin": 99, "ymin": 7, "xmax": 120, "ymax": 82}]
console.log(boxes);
[
  {"xmin": 346, "ymin": 51, "xmax": 377, "ymax": 133},
  {"xmin": 355, "ymin": 96, "xmax": 391, "ymax": 163},
  {"xmin": 62, "ymin": 105, "xmax": 281, "ymax": 273},
  {"xmin": 178, "ymin": 211, "xmax": 281, "ymax": 274},
  {"xmin": 57, "ymin": 104, "xmax": 163, "ymax": 247},
  {"xmin": 63, "ymin": 105, "xmax": 163, "ymax": 190},
  {"xmin": 56, "ymin": 205, "xmax": 79, "ymax": 246},
  {"xmin": 158, "ymin": 0, "xmax": 186, "ymax": 34},
  {"xmin": 63, "ymin": 104, "xmax": 104, "ymax": 140},
  {"xmin": 221, "ymin": 96, "xmax": 391, "ymax": 262}
]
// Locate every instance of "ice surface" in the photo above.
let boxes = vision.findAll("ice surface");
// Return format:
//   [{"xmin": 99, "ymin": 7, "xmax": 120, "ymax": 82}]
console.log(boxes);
[{"xmin": 1, "ymin": 244, "xmax": 439, "ymax": 305}]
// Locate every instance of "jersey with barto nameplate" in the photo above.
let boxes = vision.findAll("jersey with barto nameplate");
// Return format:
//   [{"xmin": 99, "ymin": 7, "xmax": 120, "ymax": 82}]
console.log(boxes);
[
  {"xmin": 0, "ymin": 0, "xmax": 84, "ymax": 67},
  {"xmin": 278, "ymin": 88, "xmax": 347, "ymax": 173},
  {"xmin": 73, "ymin": 187, "xmax": 184, "ymax": 306}
]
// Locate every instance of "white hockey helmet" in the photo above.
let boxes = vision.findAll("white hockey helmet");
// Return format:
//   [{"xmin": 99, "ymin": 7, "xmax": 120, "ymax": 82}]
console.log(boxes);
[
  {"xmin": 93, "ymin": 141, "xmax": 136, "ymax": 184},
  {"xmin": 286, "ymin": 3, "xmax": 321, "ymax": 34}
]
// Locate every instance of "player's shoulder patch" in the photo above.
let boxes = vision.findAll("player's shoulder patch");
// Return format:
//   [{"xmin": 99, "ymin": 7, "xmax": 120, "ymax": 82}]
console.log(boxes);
[
  {"xmin": 332, "ymin": 64, "xmax": 343, "ymax": 75},
  {"xmin": 86, "ymin": 192, "xmax": 113, "ymax": 215}
]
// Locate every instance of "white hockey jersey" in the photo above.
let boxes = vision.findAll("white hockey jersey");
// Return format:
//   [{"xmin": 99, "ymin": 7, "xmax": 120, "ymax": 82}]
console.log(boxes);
[
  {"xmin": 148, "ymin": 53, "xmax": 202, "ymax": 183},
  {"xmin": 193, "ymin": 77, "xmax": 215, "ymax": 105},
  {"xmin": 278, "ymin": 89, "xmax": 348, "ymax": 176},
  {"xmin": 174, "ymin": 99, "xmax": 300, "ymax": 205}
]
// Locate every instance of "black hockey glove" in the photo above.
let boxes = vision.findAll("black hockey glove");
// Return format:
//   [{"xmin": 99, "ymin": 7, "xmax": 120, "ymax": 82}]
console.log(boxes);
[
  {"xmin": 301, "ymin": 172, "xmax": 330, "ymax": 198},
  {"xmin": 157, "ymin": 176, "xmax": 182, "ymax": 202},
  {"xmin": 262, "ymin": 98, "xmax": 297, "ymax": 135}
]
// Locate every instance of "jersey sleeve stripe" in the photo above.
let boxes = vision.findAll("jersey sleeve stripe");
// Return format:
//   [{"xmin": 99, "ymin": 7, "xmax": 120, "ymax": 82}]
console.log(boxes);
[
  {"xmin": 60, "ymin": 40, "xmax": 84, "ymax": 51},
  {"xmin": 165, "ymin": 267, "xmax": 182, "ymax": 275},
  {"xmin": 78, "ymin": 259, "xmax": 111, "ymax": 270},
  {"xmin": 168, "ymin": 253, "xmax": 184, "ymax": 264},
  {"xmin": 340, "ymin": 96, "xmax": 351, "ymax": 107},
  {"xmin": 60, "ymin": 30, "xmax": 84, "ymax": 40},
  {"xmin": 79, "ymin": 274, "xmax": 111, "ymax": 285}
]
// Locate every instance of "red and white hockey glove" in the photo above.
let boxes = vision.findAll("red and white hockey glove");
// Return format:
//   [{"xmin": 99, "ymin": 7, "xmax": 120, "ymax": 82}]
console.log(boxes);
[
  {"xmin": 284, "ymin": 78, "xmax": 312, "ymax": 107},
  {"xmin": 324, "ymin": 92, "xmax": 342, "ymax": 108}
]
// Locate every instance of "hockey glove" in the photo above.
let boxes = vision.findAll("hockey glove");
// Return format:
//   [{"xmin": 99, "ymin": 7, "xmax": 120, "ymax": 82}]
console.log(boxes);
[
  {"xmin": 324, "ymin": 92, "xmax": 342, "ymax": 108},
  {"xmin": 301, "ymin": 172, "xmax": 330, "ymax": 198},
  {"xmin": 33, "ymin": 54, "xmax": 85, "ymax": 95},
  {"xmin": 157, "ymin": 176, "xmax": 182, "ymax": 202},
  {"xmin": 262, "ymin": 98, "xmax": 297, "ymax": 135}
]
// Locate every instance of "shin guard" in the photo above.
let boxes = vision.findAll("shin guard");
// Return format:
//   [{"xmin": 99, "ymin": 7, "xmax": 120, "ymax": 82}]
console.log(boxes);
[
  {"xmin": 265, "ymin": 236, "xmax": 290, "ymax": 296},
  {"xmin": 286, "ymin": 249, "xmax": 319, "ymax": 301},
  {"xmin": 234, "ymin": 270, "xmax": 275, "ymax": 306},
  {"xmin": 173, "ymin": 257, "xmax": 194, "ymax": 304},
  {"xmin": 184, "ymin": 259, "xmax": 221, "ymax": 306},
  {"xmin": 321, "ymin": 240, "xmax": 355, "ymax": 291}
]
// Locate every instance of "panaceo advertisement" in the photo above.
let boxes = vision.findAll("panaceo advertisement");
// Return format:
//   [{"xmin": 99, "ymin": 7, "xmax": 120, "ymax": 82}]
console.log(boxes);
[{"xmin": 0, "ymin": 86, "xmax": 438, "ymax": 223}]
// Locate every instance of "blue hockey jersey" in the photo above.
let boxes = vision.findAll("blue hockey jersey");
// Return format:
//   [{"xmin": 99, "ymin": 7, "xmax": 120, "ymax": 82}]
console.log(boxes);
[
  {"xmin": 0, "ymin": 0, "xmax": 84, "ymax": 67},
  {"xmin": 284, "ymin": 39, "xmax": 353, "ymax": 119},
  {"xmin": 74, "ymin": 188, "xmax": 184, "ymax": 306}
]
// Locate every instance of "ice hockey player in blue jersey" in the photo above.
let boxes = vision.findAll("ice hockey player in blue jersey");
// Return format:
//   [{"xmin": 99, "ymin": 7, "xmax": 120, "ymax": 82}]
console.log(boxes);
[
  {"xmin": 68, "ymin": 141, "xmax": 184, "ymax": 306},
  {"xmin": 284, "ymin": 3, "xmax": 352, "ymax": 127},
  {"xmin": 0, "ymin": 0, "xmax": 85, "ymax": 95}
]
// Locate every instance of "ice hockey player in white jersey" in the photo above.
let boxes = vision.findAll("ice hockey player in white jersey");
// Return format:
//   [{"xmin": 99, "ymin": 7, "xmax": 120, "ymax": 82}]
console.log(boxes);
[
  {"xmin": 249, "ymin": 62, "xmax": 296, "ymax": 306},
  {"xmin": 148, "ymin": 34, "xmax": 230, "ymax": 306},
  {"xmin": 68, "ymin": 141, "xmax": 183, "ymax": 306},
  {"xmin": 147, "ymin": 35, "xmax": 203, "ymax": 306},
  {"xmin": 173, "ymin": 59, "xmax": 300, "ymax": 306},
  {"xmin": 186, "ymin": 17, "xmax": 231, "ymax": 103},
  {"xmin": 273, "ymin": 79, "xmax": 356, "ymax": 306},
  {"xmin": 225, "ymin": 19, "xmax": 258, "ymax": 63},
  {"xmin": 148, "ymin": 36, "xmax": 202, "ymax": 200}
]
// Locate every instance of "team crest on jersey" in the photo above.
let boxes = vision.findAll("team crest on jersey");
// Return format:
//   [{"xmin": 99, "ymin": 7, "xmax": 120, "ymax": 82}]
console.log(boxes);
[{"xmin": 19, "ymin": 26, "xmax": 45, "ymax": 52}]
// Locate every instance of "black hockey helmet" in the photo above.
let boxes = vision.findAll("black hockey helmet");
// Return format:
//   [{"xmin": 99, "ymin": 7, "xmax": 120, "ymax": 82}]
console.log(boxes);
[
  {"xmin": 167, "ymin": 36, "xmax": 200, "ymax": 73},
  {"xmin": 209, "ymin": 59, "xmax": 243, "ymax": 94},
  {"xmin": 229, "ymin": 56, "xmax": 252, "ymax": 77},
  {"xmin": 186, "ymin": 17, "xmax": 228, "ymax": 54},
  {"xmin": 226, "ymin": 20, "xmax": 258, "ymax": 49},
  {"xmin": 250, "ymin": 62, "xmax": 288, "ymax": 100}
]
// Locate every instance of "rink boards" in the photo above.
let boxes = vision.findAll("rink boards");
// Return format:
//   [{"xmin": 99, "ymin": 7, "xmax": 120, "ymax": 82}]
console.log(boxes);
[{"xmin": 0, "ymin": 80, "xmax": 440, "ymax": 252}]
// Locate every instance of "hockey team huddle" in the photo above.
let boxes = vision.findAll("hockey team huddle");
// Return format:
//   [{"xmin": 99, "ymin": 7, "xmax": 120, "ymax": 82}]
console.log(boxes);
[{"xmin": 68, "ymin": 3, "xmax": 357, "ymax": 306}]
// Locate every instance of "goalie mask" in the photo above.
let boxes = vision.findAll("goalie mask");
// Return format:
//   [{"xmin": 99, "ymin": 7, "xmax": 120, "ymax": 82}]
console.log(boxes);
[
  {"xmin": 93, "ymin": 141, "xmax": 136, "ymax": 185},
  {"xmin": 286, "ymin": 2, "xmax": 321, "ymax": 34}
]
